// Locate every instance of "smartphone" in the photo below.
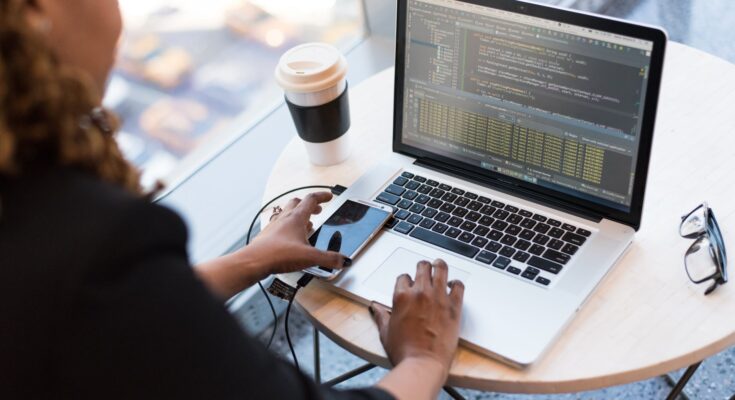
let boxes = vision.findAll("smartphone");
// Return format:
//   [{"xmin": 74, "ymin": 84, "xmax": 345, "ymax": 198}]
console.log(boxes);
[{"xmin": 305, "ymin": 199, "xmax": 394, "ymax": 280}]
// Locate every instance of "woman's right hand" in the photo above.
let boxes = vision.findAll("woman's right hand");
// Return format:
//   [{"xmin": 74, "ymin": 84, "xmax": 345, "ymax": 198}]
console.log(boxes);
[{"xmin": 369, "ymin": 259, "xmax": 464, "ymax": 378}]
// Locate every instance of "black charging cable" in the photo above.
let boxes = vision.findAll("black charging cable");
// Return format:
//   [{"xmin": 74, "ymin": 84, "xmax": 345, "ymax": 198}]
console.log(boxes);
[{"xmin": 245, "ymin": 184, "xmax": 347, "ymax": 355}]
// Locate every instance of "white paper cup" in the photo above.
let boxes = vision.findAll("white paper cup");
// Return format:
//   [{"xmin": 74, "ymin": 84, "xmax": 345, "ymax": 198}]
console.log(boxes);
[{"xmin": 276, "ymin": 43, "xmax": 351, "ymax": 166}]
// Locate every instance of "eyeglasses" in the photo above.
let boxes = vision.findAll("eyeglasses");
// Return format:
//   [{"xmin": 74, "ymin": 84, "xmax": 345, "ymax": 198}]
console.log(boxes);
[{"xmin": 679, "ymin": 203, "xmax": 728, "ymax": 295}]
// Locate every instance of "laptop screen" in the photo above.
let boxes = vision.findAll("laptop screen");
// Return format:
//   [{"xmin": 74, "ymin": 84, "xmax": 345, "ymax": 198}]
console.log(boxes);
[{"xmin": 399, "ymin": 0, "xmax": 656, "ymax": 212}]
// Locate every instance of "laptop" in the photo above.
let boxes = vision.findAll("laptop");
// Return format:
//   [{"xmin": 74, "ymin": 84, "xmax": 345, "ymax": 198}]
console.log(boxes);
[{"xmin": 317, "ymin": 0, "xmax": 667, "ymax": 367}]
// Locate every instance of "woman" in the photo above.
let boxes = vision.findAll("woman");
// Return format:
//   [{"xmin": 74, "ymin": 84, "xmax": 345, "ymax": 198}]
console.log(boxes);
[{"xmin": 0, "ymin": 1, "xmax": 465, "ymax": 399}]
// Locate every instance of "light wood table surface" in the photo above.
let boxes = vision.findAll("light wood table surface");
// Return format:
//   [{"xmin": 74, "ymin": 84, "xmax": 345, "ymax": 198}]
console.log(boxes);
[{"xmin": 263, "ymin": 41, "xmax": 735, "ymax": 393}]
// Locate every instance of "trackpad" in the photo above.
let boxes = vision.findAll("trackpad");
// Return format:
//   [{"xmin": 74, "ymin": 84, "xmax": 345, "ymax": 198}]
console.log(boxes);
[{"xmin": 363, "ymin": 248, "xmax": 471, "ymax": 297}]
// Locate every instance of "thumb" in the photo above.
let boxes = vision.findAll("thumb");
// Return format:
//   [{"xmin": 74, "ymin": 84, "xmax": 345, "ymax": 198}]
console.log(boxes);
[
  {"xmin": 369, "ymin": 301, "xmax": 391, "ymax": 347},
  {"xmin": 308, "ymin": 247, "xmax": 349, "ymax": 270}
]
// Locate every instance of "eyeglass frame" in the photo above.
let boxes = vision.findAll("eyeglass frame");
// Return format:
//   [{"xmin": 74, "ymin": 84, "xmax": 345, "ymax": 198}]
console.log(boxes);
[{"xmin": 679, "ymin": 202, "xmax": 728, "ymax": 295}]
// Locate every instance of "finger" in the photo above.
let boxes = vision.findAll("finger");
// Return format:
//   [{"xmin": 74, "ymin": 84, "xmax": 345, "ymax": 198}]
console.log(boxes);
[
  {"xmin": 414, "ymin": 260, "xmax": 432, "ymax": 289},
  {"xmin": 394, "ymin": 273, "xmax": 413, "ymax": 293},
  {"xmin": 432, "ymin": 259, "xmax": 449, "ymax": 292},
  {"xmin": 295, "ymin": 192, "xmax": 333, "ymax": 217},
  {"xmin": 448, "ymin": 280, "xmax": 465, "ymax": 310},
  {"xmin": 307, "ymin": 247, "xmax": 349, "ymax": 270},
  {"xmin": 282, "ymin": 197, "xmax": 301, "ymax": 212},
  {"xmin": 369, "ymin": 301, "xmax": 391, "ymax": 347}
]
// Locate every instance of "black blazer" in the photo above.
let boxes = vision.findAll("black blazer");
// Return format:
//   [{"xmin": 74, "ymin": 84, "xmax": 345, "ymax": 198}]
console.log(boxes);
[{"xmin": 0, "ymin": 167, "xmax": 391, "ymax": 400}]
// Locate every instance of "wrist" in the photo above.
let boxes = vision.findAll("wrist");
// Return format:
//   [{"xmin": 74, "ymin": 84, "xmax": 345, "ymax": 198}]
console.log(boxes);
[{"xmin": 401, "ymin": 355, "xmax": 450, "ymax": 381}]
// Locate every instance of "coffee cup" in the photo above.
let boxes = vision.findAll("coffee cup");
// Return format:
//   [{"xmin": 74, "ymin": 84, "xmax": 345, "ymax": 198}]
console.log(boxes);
[{"xmin": 275, "ymin": 43, "xmax": 351, "ymax": 166}]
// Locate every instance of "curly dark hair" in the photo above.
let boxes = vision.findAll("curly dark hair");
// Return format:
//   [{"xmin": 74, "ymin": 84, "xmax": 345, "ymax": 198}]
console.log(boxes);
[{"xmin": 0, "ymin": 0, "xmax": 142, "ymax": 194}]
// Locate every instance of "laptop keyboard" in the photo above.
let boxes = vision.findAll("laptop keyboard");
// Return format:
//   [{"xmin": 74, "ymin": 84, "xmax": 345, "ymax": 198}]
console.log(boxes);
[{"xmin": 375, "ymin": 171, "xmax": 592, "ymax": 287}]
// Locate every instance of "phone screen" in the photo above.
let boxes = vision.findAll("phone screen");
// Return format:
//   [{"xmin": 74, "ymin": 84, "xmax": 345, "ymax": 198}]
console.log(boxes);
[{"xmin": 309, "ymin": 200, "xmax": 391, "ymax": 272}]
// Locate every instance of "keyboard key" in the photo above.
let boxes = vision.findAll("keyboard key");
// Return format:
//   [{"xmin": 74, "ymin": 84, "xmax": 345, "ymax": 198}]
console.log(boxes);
[
  {"xmin": 473, "ymin": 226, "xmax": 490, "ymax": 237},
  {"xmin": 505, "ymin": 225, "xmax": 522, "ymax": 236},
  {"xmin": 519, "ymin": 209, "xmax": 533, "ymax": 217},
  {"xmin": 415, "ymin": 194, "xmax": 430, "ymax": 205},
  {"xmin": 451, "ymin": 188, "xmax": 465, "ymax": 196},
  {"xmin": 427, "ymin": 198, "xmax": 443, "ymax": 209},
  {"xmin": 475, "ymin": 251, "xmax": 497, "ymax": 265},
  {"xmin": 507, "ymin": 214, "xmax": 523, "ymax": 225},
  {"xmin": 536, "ymin": 276, "xmax": 551, "ymax": 286},
  {"xmin": 435, "ymin": 212, "xmax": 450, "ymax": 223},
  {"xmin": 493, "ymin": 209, "xmax": 510, "ymax": 220},
  {"xmin": 394, "ymin": 222, "xmax": 414, "ymax": 234},
  {"xmin": 409, "ymin": 228, "xmax": 480, "ymax": 259},
  {"xmin": 467, "ymin": 201, "xmax": 483, "ymax": 211},
  {"xmin": 447, "ymin": 216, "xmax": 463, "ymax": 227},
  {"xmin": 487, "ymin": 230, "xmax": 504, "ymax": 241},
  {"xmin": 460, "ymin": 221, "xmax": 477, "ymax": 232},
  {"xmin": 466, "ymin": 211, "xmax": 481, "ymax": 222},
  {"xmin": 429, "ymin": 189, "xmax": 446, "ymax": 199},
  {"xmin": 562, "ymin": 223, "xmax": 576, "ymax": 232},
  {"xmin": 464, "ymin": 192, "xmax": 478, "ymax": 200},
  {"xmin": 478, "ymin": 196, "xmax": 492, "ymax": 204},
  {"xmin": 397, "ymin": 199, "xmax": 412, "ymax": 209},
  {"xmin": 507, "ymin": 266, "xmax": 522, "ymax": 275},
  {"xmin": 438, "ymin": 183, "xmax": 452, "ymax": 191},
  {"xmin": 533, "ymin": 223, "xmax": 551, "ymax": 234},
  {"xmin": 417, "ymin": 184, "xmax": 432, "ymax": 194},
  {"xmin": 514, "ymin": 239, "xmax": 531, "ymax": 251},
  {"xmin": 409, "ymin": 203, "xmax": 425, "ymax": 214},
  {"xmin": 491, "ymin": 220, "xmax": 508, "ymax": 231},
  {"xmin": 478, "ymin": 215, "xmax": 495, "ymax": 226},
  {"xmin": 393, "ymin": 176, "xmax": 409, "ymax": 186},
  {"xmin": 520, "ymin": 218, "xmax": 537, "ymax": 229},
  {"xmin": 471, "ymin": 236, "xmax": 489, "ymax": 248},
  {"xmin": 439, "ymin": 203, "xmax": 456, "ymax": 213},
  {"xmin": 504, "ymin": 205, "xmax": 519, "ymax": 213},
  {"xmin": 521, "ymin": 269, "xmax": 537, "ymax": 280},
  {"xmin": 519, "ymin": 229, "xmax": 536, "ymax": 241},
  {"xmin": 446, "ymin": 227, "xmax": 461, "ymax": 238},
  {"xmin": 458, "ymin": 232, "xmax": 475, "ymax": 243},
  {"xmin": 548, "ymin": 227, "xmax": 565, "ymax": 238},
  {"xmin": 407, "ymin": 214, "xmax": 423, "ymax": 225},
  {"xmin": 403, "ymin": 191, "xmax": 418, "ymax": 200},
  {"xmin": 419, "ymin": 219, "xmax": 436, "ymax": 230},
  {"xmin": 528, "ymin": 256, "xmax": 563, "ymax": 274},
  {"xmin": 500, "ymin": 246, "xmax": 516, "ymax": 257},
  {"xmin": 542, "ymin": 249, "xmax": 571, "ymax": 265},
  {"xmin": 562, "ymin": 243, "xmax": 579, "ymax": 255},
  {"xmin": 422, "ymin": 208, "xmax": 438, "ymax": 219},
  {"xmin": 491, "ymin": 200, "xmax": 505, "ymax": 208},
  {"xmin": 394, "ymin": 210, "xmax": 410, "ymax": 220},
  {"xmin": 548, "ymin": 239, "xmax": 564, "ymax": 250},
  {"xmin": 562, "ymin": 231, "xmax": 587, "ymax": 246},
  {"xmin": 376, "ymin": 192, "xmax": 400, "ymax": 205},
  {"xmin": 441, "ymin": 193, "xmax": 458, "ymax": 202},
  {"xmin": 532, "ymin": 214, "xmax": 548, "ymax": 222},
  {"xmin": 577, "ymin": 228, "xmax": 592, "ymax": 237},
  {"xmin": 529, "ymin": 244, "xmax": 545, "ymax": 256},
  {"xmin": 532, "ymin": 234, "xmax": 550, "ymax": 246},
  {"xmin": 432, "ymin": 223, "xmax": 448, "ymax": 234},
  {"xmin": 405, "ymin": 181, "xmax": 420, "ymax": 191},
  {"xmin": 454, "ymin": 197, "xmax": 470, "ymax": 207},
  {"xmin": 500, "ymin": 234, "xmax": 517, "ymax": 246},
  {"xmin": 401, "ymin": 171, "xmax": 414, "ymax": 179},
  {"xmin": 413, "ymin": 176, "xmax": 427, "ymax": 183},
  {"xmin": 513, "ymin": 251, "xmax": 531, "ymax": 263},
  {"xmin": 426, "ymin": 179, "xmax": 439, "ymax": 187},
  {"xmin": 493, "ymin": 257, "xmax": 511, "ymax": 269},
  {"xmin": 480, "ymin": 205, "xmax": 496, "ymax": 215},
  {"xmin": 486, "ymin": 241, "xmax": 502, "ymax": 253},
  {"xmin": 547, "ymin": 219, "xmax": 561, "ymax": 227},
  {"xmin": 452, "ymin": 207, "xmax": 468, "ymax": 218}
]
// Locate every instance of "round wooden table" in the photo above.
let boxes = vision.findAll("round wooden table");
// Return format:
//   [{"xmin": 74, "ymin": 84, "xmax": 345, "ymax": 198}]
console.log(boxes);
[{"xmin": 263, "ymin": 41, "xmax": 735, "ymax": 394}]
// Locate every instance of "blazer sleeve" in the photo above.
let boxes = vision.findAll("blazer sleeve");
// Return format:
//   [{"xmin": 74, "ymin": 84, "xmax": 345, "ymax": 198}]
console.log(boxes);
[{"xmin": 53, "ymin": 200, "xmax": 394, "ymax": 400}]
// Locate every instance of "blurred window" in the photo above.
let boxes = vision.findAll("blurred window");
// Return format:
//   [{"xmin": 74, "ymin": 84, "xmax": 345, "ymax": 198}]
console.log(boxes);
[{"xmin": 105, "ymin": 0, "xmax": 365, "ymax": 188}]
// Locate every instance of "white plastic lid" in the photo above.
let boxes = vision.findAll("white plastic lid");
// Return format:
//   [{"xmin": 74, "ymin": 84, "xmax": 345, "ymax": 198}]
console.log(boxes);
[{"xmin": 275, "ymin": 42, "xmax": 348, "ymax": 93}]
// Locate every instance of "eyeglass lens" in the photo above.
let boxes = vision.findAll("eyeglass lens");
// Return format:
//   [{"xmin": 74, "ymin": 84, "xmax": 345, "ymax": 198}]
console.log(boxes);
[{"xmin": 684, "ymin": 235, "xmax": 720, "ymax": 283}]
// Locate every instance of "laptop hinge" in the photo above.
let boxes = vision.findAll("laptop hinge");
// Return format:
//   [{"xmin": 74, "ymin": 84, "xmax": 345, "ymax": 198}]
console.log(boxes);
[{"xmin": 414, "ymin": 157, "xmax": 604, "ymax": 223}]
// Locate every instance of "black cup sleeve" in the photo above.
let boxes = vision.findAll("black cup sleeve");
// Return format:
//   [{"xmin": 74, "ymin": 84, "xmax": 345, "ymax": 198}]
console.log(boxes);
[{"xmin": 285, "ymin": 84, "xmax": 351, "ymax": 144}]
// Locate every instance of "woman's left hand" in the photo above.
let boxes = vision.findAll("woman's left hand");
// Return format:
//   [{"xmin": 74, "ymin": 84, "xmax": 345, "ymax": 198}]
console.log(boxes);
[{"xmin": 245, "ymin": 191, "xmax": 348, "ymax": 276}]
